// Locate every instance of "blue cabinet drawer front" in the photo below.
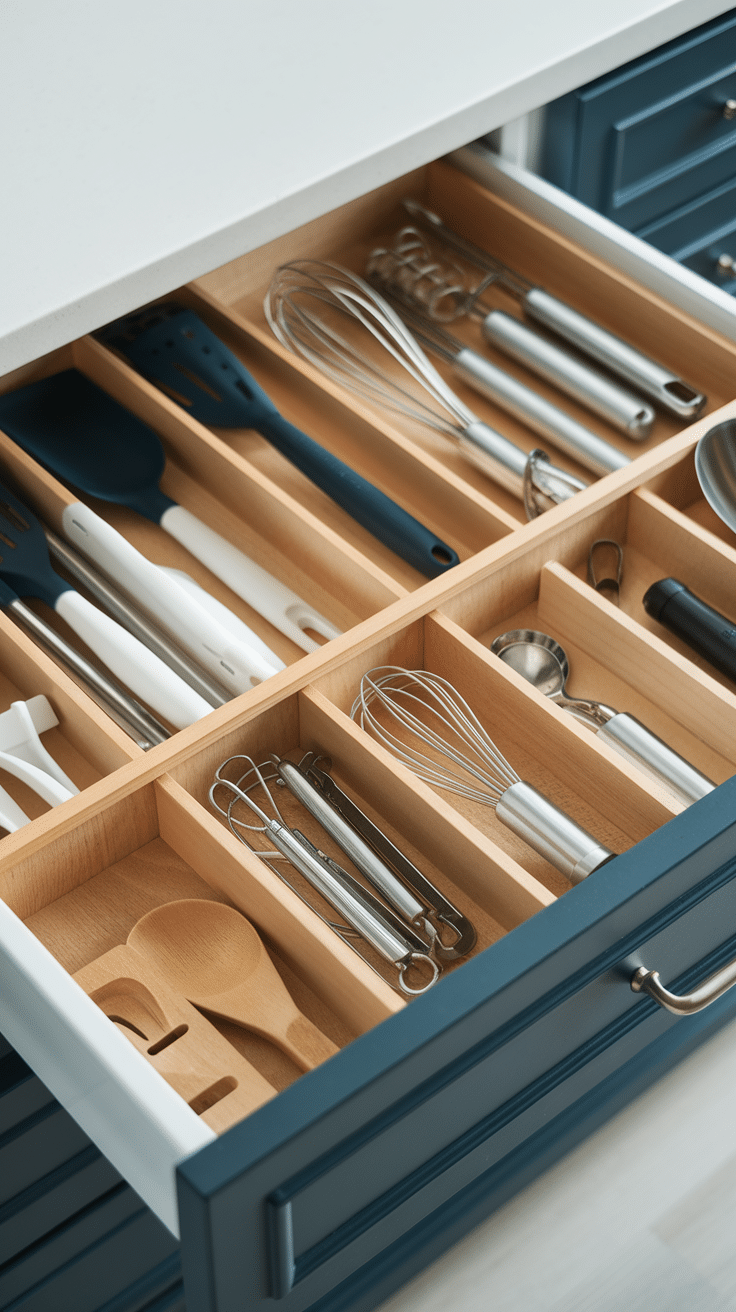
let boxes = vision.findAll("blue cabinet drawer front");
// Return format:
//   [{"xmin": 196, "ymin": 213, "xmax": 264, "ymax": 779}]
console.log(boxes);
[
  {"xmin": 542, "ymin": 8, "xmax": 736, "ymax": 230},
  {"xmin": 0, "ymin": 1052, "xmax": 55, "ymax": 1136},
  {"xmin": 4, "ymin": 1214, "xmax": 180, "ymax": 1312},
  {"xmin": 0, "ymin": 1147, "xmax": 121, "ymax": 1267},
  {"xmin": 0, "ymin": 1102, "xmax": 91, "ymax": 1207},
  {"xmin": 637, "ymin": 174, "xmax": 736, "ymax": 293},
  {"xmin": 176, "ymin": 781, "xmax": 736, "ymax": 1312}
]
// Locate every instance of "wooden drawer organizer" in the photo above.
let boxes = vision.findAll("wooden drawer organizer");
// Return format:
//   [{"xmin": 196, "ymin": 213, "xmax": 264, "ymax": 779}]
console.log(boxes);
[{"xmin": 2, "ymin": 156, "xmax": 736, "ymax": 1232}]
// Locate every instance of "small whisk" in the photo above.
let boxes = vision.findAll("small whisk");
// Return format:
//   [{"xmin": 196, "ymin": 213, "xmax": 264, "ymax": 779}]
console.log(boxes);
[
  {"xmin": 352, "ymin": 667, "xmax": 617, "ymax": 885},
  {"xmin": 265, "ymin": 259, "xmax": 587, "ymax": 518}
]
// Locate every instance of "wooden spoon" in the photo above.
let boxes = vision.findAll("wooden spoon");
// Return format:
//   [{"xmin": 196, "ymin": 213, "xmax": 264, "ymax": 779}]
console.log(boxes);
[{"xmin": 127, "ymin": 899, "xmax": 339, "ymax": 1072}]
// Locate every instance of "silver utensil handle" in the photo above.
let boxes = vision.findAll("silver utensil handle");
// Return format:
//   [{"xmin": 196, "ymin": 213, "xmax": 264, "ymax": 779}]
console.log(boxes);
[
  {"xmin": 482, "ymin": 311, "xmax": 655, "ymax": 440},
  {"xmin": 274, "ymin": 759, "xmax": 425, "ymax": 924},
  {"xmin": 454, "ymin": 349, "xmax": 629, "ymax": 477},
  {"xmin": 5, "ymin": 597, "xmax": 169, "ymax": 747},
  {"xmin": 304, "ymin": 760, "xmax": 477, "ymax": 958},
  {"xmin": 46, "ymin": 529, "xmax": 230, "ymax": 708},
  {"xmin": 459, "ymin": 422, "xmax": 588, "ymax": 514},
  {"xmin": 524, "ymin": 289, "xmax": 707, "ymax": 420},
  {"xmin": 496, "ymin": 780, "xmax": 616, "ymax": 883},
  {"xmin": 631, "ymin": 960, "xmax": 736, "ymax": 1015},
  {"xmin": 267, "ymin": 820, "xmax": 414, "ymax": 965},
  {"xmin": 597, "ymin": 713, "xmax": 715, "ymax": 807}
]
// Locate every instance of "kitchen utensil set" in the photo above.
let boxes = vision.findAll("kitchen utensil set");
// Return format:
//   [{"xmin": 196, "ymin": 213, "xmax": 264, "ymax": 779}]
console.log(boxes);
[
  {"xmin": 0, "ymin": 370, "xmax": 334, "ymax": 662},
  {"xmin": 359, "ymin": 286, "xmax": 630, "ymax": 477},
  {"xmin": 210, "ymin": 755, "xmax": 443, "ymax": 995},
  {"xmin": 102, "ymin": 303, "xmax": 460, "ymax": 580},
  {"xmin": 368, "ymin": 229, "xmax": 657, "ymax": 441}
]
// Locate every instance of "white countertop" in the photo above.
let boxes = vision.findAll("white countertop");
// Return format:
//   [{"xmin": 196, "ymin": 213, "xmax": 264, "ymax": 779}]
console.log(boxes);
[{"xmin": 1, "ymin": 0, "xmax": 730, "ymax": 373}]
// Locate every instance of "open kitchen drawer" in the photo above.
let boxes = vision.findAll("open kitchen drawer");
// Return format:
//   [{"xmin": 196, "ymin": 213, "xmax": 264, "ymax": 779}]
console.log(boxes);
[{"xmin": 3, "ymin": 156, "xmax": 736, "ymax": 1312}]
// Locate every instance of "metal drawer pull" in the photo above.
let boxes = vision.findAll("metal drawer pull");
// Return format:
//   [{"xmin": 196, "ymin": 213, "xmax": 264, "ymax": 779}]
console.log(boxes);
[
  {"xmin": 722, "ymin": 99, "xmax": 736, "ymax": 121},
  {"xmin": 716, "ymin": 254, "xmax": 735, "ymax": 275},
  {"xmin": 631, "ymin": 959, "xmax": 736, "ymax": 1015}
]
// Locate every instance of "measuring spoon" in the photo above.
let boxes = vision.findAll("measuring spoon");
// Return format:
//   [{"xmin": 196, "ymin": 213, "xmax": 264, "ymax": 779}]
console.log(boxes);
[
  {"xmin": 490, "ymin": 629, "xmax": 715, "ymax": 806},
  {"xmin": 127, "ymin": 899, "xmax": 339, "ymax": 1072}
]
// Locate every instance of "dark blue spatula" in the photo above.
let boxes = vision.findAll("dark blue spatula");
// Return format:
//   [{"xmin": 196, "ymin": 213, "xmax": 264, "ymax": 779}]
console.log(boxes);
[
  {"xmin": 0, "ymin": 370, "xmax": 340, "ymax": 652},
  {"xmin": 101, "ymin": 303, "xmax": 459, "ymax": 578}
]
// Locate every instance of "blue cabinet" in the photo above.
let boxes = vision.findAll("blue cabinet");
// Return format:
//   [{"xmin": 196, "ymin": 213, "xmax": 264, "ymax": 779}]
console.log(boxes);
[
  {"xmin": 541, "ymin": 8, "xmax": 736, "ymax": 291},
  {"xmin": 176, "ymin": 786, "xmax": 736, "ymax": 1312},
  {"xmin": 0, "ymin": 1043, "xmax": 184, "ymax": 1311}
]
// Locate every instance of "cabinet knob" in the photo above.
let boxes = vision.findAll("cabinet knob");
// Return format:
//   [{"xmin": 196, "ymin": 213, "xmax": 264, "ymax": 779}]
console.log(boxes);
[
  {"xmin": 723, "ymin": 98, "xmax": 736, "ymax": 121},
  {"xmin": 716, "ymin": 253, "xmax": 735, "ymax": 275}
]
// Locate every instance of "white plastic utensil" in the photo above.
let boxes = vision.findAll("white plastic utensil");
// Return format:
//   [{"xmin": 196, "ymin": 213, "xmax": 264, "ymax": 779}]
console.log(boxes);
[
  {"xmin": 0, "ymin": 697, "xmax": 78, "ymax": 805},
  {"xmin": 0, "ymin": 488, "xmax": 214, "ymax": 733},
  {"xmin": 62, "ymin": 502, "xmax": 296, "ymax": 676},
  {"xmin": 158, "ymin": 506, "xmax": 342, "ymax": 653},
  {"xmin": 159, "ymin": 568, "xmax": 287, "ymax": 665},
  {"xmin": 0, "ymin": 784, "xmax": 31, "ymax": 832}
]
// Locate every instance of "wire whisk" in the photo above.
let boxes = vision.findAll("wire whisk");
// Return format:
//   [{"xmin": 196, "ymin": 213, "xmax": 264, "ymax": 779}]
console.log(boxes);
[
  {"xmin": 353, "ymin": 667, "xmax": 518, "ymax": 805},
  {"xmin": 265, "ymin": 258, "xmax": 587, "ymax": 518},
  {"xmin": 352, "ymin": 666, "xmax": 617, "ymax": 885}
]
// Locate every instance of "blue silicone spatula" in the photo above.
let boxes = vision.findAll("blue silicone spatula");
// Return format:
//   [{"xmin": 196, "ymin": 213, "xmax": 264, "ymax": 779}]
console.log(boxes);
[
  {"xmin": 101, "ymin": 303, "xmax": 459, "ymax": 578},
  {"xmin": 0, "ymin": 370, "xmax": 339, "ymax": 654}
]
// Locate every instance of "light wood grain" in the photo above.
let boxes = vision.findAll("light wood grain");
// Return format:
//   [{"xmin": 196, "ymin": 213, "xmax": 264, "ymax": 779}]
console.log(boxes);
[
  {"xmin": 127, "ymin": 900, "xmax": 339, "ymax": 1072},
  {"xmin": 75, "ymin": 942, "xmax": 277, "ymax": 1133}
]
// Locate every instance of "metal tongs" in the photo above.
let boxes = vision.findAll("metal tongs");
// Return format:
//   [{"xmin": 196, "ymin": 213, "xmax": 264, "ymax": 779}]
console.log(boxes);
[
  {"xmin": 273, "ymin": 753, "xmax": 475, "ymax": 961},
  {"xmin": 209, "ymin": 756, "xmax": 442, "ymax": 996}
]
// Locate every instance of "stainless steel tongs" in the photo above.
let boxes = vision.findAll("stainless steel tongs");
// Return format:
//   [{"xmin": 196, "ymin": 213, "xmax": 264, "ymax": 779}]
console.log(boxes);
[
  {"xmin": 272, "ymin": 753, "xmax": 476, "ymax": 960},
  {"xmin": 209, "ymin": 756, "xmax": 441, "ymax": 995}
]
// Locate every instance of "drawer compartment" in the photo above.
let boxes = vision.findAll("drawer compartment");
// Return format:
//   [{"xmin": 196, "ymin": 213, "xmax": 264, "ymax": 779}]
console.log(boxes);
[{"xmin": 2, "ymin": 153, "xmax": 736, "ymax": 1312}]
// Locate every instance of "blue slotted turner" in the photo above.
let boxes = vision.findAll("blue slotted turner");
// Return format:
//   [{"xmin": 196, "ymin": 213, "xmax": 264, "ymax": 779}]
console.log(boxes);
[{"xmin": 101, "ymin": 303, "xmax": 459, "ymax": 578}]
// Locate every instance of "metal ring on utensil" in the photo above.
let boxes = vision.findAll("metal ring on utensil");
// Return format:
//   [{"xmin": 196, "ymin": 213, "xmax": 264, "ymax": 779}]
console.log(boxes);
[{"xmin": 398, "ymin": 952, "xmax": 440, "ymax": 995}]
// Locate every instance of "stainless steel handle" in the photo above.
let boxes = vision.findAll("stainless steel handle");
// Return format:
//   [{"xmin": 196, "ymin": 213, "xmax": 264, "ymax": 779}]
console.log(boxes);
[
  {"xmin": 458, "ymin": 422, "xmax": 588, "ymax": 514},
  {"xmin": 482, "ymin": 310, "xmax": 656, "ymax": 438},
  {"xmin": 5, "ymin": 596, "xmax": 170, "ymax": 748},
  {"xmin": 520, "ymin": 290, "xmax": 706, "ymax": 421},
  {"xmin": 496, "ymin": 780, "xmax": 616, "ymax": 883},
  {"xmin": 273, "ymin": 758, "xmax": 426, "ymax": 924},
  {"xmin": 631, "ymin": 958, "xmax": 736, "ymax": 1015},
  {"xmin": 597, "ymin": 713, "xmax": 716, "ymax": 807},
  {"xmin": 453, "ymin": 348, "xmax": 629, "ymax": 477}
]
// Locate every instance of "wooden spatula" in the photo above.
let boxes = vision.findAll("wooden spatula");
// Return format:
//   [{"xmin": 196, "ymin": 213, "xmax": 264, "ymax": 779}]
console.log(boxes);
[{"xmin": 127, "ymin": 899, "xmax": 339, "ymax": 1072}]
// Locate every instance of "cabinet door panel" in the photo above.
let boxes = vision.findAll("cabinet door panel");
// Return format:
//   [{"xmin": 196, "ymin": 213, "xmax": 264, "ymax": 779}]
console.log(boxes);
[
  {"xmin": 542, "ymin": 8, "xmax": 736, "ymax": 230},
  {"xmin": 176, "ymin": 779, "xmax": 736, "ymax": 1312}
]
